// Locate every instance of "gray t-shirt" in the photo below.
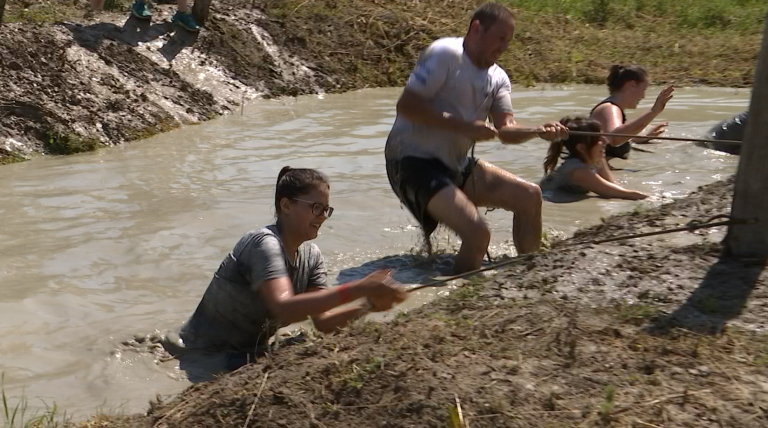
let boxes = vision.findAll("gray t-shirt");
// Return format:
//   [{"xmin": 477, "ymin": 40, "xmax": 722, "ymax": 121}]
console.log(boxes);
[
  {"xmin": 385, "ymin": 37, "xmax": 516, "ymax": 172},
  {"xmin": 177, "ymin": 224, "xmax": 328, "ymax": 352},
  {"xmin": 540, "ymin": 157, "xmax": 595, "ymax": 194}
]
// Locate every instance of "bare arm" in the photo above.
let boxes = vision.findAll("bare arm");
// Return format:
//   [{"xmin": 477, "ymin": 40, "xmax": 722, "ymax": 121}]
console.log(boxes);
[
  {"xmin": 492, "ymin": 111, "xmax": 539, "ymax": 145},
  {"xmin": 570, "ymin": 168, "xmax": 648, "ymax": 200},
  {"xmin": 258, "ymin": 276, "xmax": 372, "ymax": 326},
  {"xmin": 597, "ymin": 158, "xmax": 616, "ymax": 183},
  {"xmin": 591, "ymin": 104, "xmax": 659, "ymax": 146},
  {"xmin": 492, "ymin": 111, "xmax": 569, "ymax": 145},
  {"xmin": 309, "ymin": 292, "xmax": 370, "ymax": 333},
  {"xmin": 592, "ymin": 86, "xmax": 675, "ymax": 146}
]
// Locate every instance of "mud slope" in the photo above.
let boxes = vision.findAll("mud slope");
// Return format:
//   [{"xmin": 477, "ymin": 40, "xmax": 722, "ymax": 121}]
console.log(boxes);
[{"xmin": 78, "ymin": 176, "xmax": 768, "ymax": 428}]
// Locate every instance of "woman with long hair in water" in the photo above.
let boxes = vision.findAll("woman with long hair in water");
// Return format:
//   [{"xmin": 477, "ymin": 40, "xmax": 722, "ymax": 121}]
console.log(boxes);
[
  {"xmin": 541, "ymin": 116, "xmax": 648, "ymax": 200},
  {"xmin": 590, "ymin": 65, "xmax": 675, "ymax": 160},
  {"xmin": 163, "ymin": 166, "xmax": 408, "ymax": 372}
]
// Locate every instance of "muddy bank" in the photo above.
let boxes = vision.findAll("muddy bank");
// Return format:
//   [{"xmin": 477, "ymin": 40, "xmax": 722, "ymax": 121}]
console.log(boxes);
[
  {"xmin": 76, "ymin": 175, "xmax": 768, "ymax": 428},
  {"xmin": 1, "ymin": 0, "xmax": 763, "ymax": 164},
  {"xmin": 0, "ymin": 2, "xmax": 319, "ymax": 164}
]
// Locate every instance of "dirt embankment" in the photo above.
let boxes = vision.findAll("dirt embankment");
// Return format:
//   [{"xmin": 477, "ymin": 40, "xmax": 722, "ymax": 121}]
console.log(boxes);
[
  {"xmin": 1, "ymin": 0, "xmax": 764, "ymax": 164},
  {"xmin": 76, "ymin": 176, "xmax": 768, "ymax": 428}
]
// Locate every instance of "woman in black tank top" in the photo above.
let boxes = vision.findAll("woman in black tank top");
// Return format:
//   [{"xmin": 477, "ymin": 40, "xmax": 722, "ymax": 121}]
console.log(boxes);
[
  {"xmin": 590, "ymin": 99, "xmax": 629, "ymax": 158},
  {"xmin": 589, "ymin": 65, "xmax": 675, "ymax": 161}
]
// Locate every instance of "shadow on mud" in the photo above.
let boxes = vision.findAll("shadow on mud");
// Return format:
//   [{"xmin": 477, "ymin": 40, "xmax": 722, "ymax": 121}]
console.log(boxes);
[
  {"xmin": 62, "ymin": 16, "xmax": 198, "ymax": 62},
  {"xmin": 648, "ymin": 253, "xmax": 766, "ymax": 335},
  {"xmin": 335, "ymin": 253, "xmax": 456, "ymax": 287}
]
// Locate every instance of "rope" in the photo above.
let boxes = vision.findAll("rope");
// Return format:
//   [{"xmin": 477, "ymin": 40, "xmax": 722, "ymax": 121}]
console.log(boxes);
[
  {"xmin": 406, "ymin": 214, "xmax": 757, "ymax": 293},
  {"xmin": 502, "ymin": 128, "xmax": 742, "ymax": 146},
  {"xmin": 568, "ymin": 130, "xmax": 742, "ymax": 146}
]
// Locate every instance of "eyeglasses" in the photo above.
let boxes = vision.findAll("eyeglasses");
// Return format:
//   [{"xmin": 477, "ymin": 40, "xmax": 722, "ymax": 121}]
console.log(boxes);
[{"xmin": 292, "ymin": 198, "xmax": 334, "ymax": 218}]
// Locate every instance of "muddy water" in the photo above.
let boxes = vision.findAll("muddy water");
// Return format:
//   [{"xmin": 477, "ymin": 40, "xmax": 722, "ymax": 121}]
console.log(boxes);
[{"xmin": 0, "ymin": 85, "xmax": 748, "ymax": 417}]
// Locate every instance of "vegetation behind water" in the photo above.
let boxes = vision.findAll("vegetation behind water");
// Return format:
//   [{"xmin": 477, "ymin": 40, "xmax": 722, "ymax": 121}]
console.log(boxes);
[
  {"xmin": 506, "ymin": 0, "xmax": 766, "ymax": 33},
  {"xmin": 255, "ymin": 0, "xmax": 766, "ymax": 89}
]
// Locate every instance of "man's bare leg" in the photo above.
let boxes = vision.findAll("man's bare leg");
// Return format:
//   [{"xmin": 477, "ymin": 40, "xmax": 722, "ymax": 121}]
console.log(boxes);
[
  {"xmin": 425, "ymin": 185, "xmax": 491, "ymax": 274},
  {"xmin": 464, "ymin": 160, "xmax": 542, "ymax": 255}
]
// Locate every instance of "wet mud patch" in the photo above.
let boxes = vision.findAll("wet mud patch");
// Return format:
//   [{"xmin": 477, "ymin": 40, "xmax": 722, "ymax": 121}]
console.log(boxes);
[
  {"xmin": 491, "ymin": 176, "xmax": 768, "ymax": 334},
  {"xmin": 0, "ymin": 20, "xmax": 222, "ymax": 159}
]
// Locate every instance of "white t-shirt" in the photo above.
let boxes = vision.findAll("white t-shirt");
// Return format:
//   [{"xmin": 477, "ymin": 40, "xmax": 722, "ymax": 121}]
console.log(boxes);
[{"xmin": 385, "ymin": 37, "xmax": 515, "ymax": 172}]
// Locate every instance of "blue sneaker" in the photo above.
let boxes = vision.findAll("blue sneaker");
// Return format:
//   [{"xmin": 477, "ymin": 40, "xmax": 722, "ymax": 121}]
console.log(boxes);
[
  {"xmin": 130, "ymin": 1, "xmax": 152, "ymax": 20},
  {"xmin": 171, "ymin": 11, "xmax": 200, "ymax": 32}
]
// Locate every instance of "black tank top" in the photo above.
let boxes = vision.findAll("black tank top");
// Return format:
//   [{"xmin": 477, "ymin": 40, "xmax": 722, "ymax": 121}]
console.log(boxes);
[{"xmin": 591, "ymin": 98, "xmax": 630, "ymax": 159}]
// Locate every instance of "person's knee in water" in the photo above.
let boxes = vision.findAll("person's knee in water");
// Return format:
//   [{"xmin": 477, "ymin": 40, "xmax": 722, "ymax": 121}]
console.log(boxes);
[
  {"xmin": 384, "ymin": 2, "xmax": 568, "ymax": 273},
  {"xmin": 590, "ymin": 65, "xmax": 674, "ymax": 162},
  {"xmin": 163, "ymin": 166, "xmax": 408, "ymax": 372},
  {"xmin": 541, "ymin": 116, "xmax": 648, "ymax": 201}
]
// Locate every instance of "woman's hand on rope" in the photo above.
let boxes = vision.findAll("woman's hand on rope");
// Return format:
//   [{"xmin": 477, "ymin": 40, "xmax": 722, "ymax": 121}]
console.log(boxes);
[{"xmin": 362, "ymin": 269, "xmax": 408, "ymax": 312}]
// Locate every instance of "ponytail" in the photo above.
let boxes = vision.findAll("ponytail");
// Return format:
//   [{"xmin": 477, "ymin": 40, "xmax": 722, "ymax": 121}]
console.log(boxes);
[
  {"xmin": 277, "ymin": 166, "xmax": 293, "ymax": 186},
  {"xmin": 544, "ymin": 140, "xmax": 565, "ymax": 175},
  {"xmin": 543, "ymin": 116, "xmax": 604, "ymax": 172},
  {"xmin": 607, "ymin": 64, "xmax": 648, "ymax": 93}
]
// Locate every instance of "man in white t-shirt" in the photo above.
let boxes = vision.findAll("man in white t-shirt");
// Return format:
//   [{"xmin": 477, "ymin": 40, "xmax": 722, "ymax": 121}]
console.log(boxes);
[{"xmin": 385, "ymin": 2, "xmax": 568, "ymax": 274}]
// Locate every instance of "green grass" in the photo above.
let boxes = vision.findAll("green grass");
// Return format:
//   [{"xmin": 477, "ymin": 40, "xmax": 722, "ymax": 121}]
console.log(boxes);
[
  {"xmin": 449, "ymin": 277, "xmax": 485, "ymax": 302},
  {"xmin": 504, "ymin": 0, "xmax": 767, "ymax": 33},
  {"xmin": 615, "ymin": 303, "xmax": 658, "ymax": 325},
  {"xmin": 2, "ymin": 0, "xmax": 86, "ymax": 24},
  {"xmin": 696, "ymin": 295, "xmax": 724, "ymax": 314},
  {"xmin": 2, "ymin": 0, "xmax": 128, "ymax": 24},
  {"xmin": 755, "ymin": 354, "xmax": 768, "ymax": 367},
  {"xmin": 43, "ymin": 130, "xmax": 100, "ymax": 156},
  {"xmin": 0, "ymin": 152, "xmax": 28, "ymax": 165},
  {"xmin": 2, "ymin": 377, "xmax": 69, "ymax": 428},
  {"xmin": 598, "ymin": 384, "xmax": 617, "ymax": 422},
  {"xmin": 342, "ymin": 356, "xmax": 385, "ymax": 389}
]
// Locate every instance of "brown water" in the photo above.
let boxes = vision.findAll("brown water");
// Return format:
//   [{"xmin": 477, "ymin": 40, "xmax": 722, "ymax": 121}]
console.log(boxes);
[{"xmin": 0, "ymin": 85, "xmax": 749, "ymax": 418}]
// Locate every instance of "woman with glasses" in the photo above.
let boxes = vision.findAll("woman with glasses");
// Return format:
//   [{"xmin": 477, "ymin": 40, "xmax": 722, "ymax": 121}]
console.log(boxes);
[{"xmin": 163, "ymin": 166, "xmax": 408, "ymax": 374}]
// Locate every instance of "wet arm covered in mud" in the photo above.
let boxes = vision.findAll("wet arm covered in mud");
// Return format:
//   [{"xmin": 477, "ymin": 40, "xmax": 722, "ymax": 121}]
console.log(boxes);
[
  {"xmin": 570, "ymin": 168, "xmax": 647, "ymax": 200},
  {"xmin": 591, "ymin": 104, "xmax": 658, "ymax": 146}
]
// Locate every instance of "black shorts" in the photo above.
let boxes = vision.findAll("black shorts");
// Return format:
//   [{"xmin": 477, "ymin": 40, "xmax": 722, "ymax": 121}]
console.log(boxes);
[
  {"xmin": 386, "ymin": 156, "xmax": 477, "ymax": 237},
  {"xmin": 606, "ymin": 142, "xmax": 631, "ymax": 159}
]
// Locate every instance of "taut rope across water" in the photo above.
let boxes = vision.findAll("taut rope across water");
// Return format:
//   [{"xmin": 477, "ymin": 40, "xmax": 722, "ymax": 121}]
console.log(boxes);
[{"xmin": 504, "ymin": 128, "xmax": 742, "ymax": 146}]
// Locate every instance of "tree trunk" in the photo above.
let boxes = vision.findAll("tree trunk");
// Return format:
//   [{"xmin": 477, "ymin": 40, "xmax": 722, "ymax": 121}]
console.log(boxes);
[
  {"xmin": 192, "ymin": 0, "xmax": 212, "ymax": 26},
  {"xmin": 724, "ymin": 17, "xmax": 768, "ymax": 258}
]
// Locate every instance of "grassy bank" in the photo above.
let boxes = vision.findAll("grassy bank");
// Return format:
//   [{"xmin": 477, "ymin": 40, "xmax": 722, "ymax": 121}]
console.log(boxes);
[
  {"xmin": 504, "ymin": 0, "xmax": 766, "ymax": 33},
  {"xmin": 259, "ymin": 0, "xmax": 765, "ymax": 89},
  {"xmin": 3, "ymin": 0, "xmax": 766, "ymax": 89}
]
